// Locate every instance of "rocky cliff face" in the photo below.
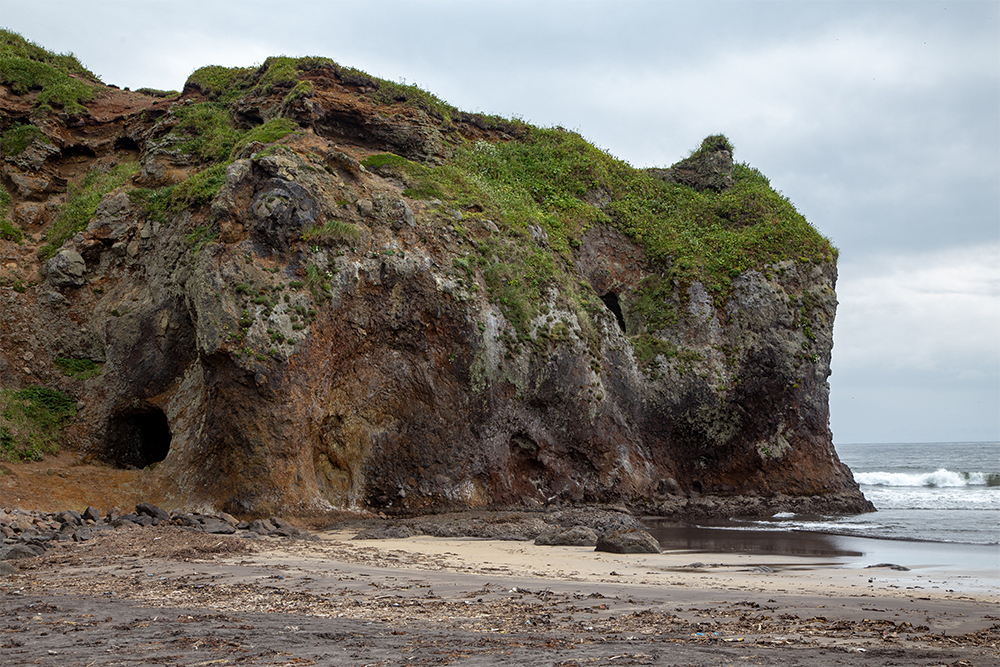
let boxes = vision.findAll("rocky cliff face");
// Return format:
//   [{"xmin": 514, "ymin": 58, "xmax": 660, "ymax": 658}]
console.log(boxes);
[{"xmin": 0, "ymin": 32, "xmax": 872, "ymax": 517}]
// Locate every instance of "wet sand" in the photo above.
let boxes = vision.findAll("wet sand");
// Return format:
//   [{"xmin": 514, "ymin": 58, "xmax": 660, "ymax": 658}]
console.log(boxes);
[{"xmin": 2, "ymin": 524, "xmax": 998, "ymax": 666}]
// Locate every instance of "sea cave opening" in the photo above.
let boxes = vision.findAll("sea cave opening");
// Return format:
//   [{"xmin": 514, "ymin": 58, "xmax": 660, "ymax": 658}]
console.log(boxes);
[
  {"xmin": 105, "ymin": 407, "xmax": 172, "ymax": 469},
  {"xmin": 600, "ymin": 292, "xmax": 627, "ymax": 333}
]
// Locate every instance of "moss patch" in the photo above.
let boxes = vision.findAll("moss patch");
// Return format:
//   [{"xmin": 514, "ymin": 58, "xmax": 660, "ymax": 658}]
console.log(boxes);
[{"xmin": 54, "ymin": 358, "xmax": 102, "ymax": 380}]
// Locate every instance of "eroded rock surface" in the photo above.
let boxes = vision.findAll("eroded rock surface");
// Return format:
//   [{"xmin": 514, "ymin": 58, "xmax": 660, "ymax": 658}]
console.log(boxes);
[{"xmin": 0, "ymin": 44, "xmax": 872, "ymax": 520}]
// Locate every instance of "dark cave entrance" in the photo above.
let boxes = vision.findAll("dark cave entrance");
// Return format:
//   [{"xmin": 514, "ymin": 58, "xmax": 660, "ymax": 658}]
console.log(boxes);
[
  {"xmin": 113, "ymin": 136, "xmax": 141, "ymax": 154},
  {"xmin": 600, "ymin": 292, "xmax": 627, "ymax": 333},
  {"xmin": 106, "ymin": 407, "xmax": 172, "ymax": 469}
]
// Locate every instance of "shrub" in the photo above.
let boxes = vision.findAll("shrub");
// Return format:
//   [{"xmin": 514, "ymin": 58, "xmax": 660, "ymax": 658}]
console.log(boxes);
[{"xmin": 184, "ymin": 64, "xmax": 254, "ymax": 102}]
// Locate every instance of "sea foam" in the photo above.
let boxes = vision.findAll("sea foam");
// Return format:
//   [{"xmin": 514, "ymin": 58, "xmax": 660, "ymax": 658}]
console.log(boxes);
[{"xmin": 854, "ymin": 468, "xmax": 998, "ymax": 487}]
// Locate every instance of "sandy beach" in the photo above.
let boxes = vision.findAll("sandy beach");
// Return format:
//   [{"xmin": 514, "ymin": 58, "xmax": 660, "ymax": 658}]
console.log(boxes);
[{"xmin": 2, "ymin": 521, "xmax": 998, "ymax": 666}]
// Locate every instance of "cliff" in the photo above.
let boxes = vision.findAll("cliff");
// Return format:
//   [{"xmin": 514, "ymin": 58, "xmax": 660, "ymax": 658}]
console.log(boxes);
[{"xmin": 0, "ymin": 31, "xmax": 872, "ymax": 517}]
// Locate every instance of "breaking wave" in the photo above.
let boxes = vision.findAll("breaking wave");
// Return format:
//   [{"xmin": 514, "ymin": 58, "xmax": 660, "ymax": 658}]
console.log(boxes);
[{"xmin": 855, "ymin": 469, "xmax": 1000, "ymax": 488}]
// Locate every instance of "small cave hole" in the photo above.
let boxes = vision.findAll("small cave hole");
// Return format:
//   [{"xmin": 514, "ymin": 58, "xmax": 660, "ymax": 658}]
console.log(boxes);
[
  {"xmin": 106, "ymin": 408, "xmax": 172, "ymax": 469},
  {"xmin": 62, "ymin": 144, "xmax": 97, "ymax": 159},
  {"xmin": 600, "ymin": 292, "xmax": 627, "ymax": 334},
  {"xmin": 113, "ymin": 136, "xmax": 140, "ymax": 153}
]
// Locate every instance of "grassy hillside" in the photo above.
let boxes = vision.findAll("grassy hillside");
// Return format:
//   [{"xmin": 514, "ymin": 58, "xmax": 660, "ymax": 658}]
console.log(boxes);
[{"xmin": 1, "ymin": 29, "xmax": 835, "ymax": 337}]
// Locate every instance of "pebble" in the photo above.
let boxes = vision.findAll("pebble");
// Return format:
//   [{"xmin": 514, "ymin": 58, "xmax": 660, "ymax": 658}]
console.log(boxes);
[{"xmin": 0, "ymin": 503, "xmax": 312, "ymax": 564}]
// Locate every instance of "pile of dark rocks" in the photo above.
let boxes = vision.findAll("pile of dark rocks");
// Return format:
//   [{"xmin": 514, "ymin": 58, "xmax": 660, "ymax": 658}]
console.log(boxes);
[{"xmin": 0, "ymin": 503, "xmax": 310, "ymax": 562}]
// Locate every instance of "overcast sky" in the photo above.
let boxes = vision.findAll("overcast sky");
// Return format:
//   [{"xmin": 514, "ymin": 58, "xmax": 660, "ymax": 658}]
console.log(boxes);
[{"xmin": 3, "ymin": 0, "xmax": 997, "ymax": 445}]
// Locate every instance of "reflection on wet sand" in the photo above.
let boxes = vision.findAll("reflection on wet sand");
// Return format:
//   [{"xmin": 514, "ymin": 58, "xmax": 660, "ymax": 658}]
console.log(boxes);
[{"xmin": 642, "ymin": 519, "xmax": 863, "ymax": 557}]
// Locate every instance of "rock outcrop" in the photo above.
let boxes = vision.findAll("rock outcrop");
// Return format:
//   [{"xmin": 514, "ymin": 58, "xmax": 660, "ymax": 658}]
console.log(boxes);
[{"xmin": 0, "ymin": 31, "xmax": 872, "ymax": 518}]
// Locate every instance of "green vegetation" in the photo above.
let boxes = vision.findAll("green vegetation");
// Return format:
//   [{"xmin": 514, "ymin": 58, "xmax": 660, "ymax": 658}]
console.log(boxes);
[
  {"xmin": 233, "ymin": 117, "xmax": 300, "ymax": 154},
  {"xmin": 0, "ymin": 186, "xmax": 21, "ymax": 243},
  {"xmin": 185, "ymin": 56, "xmax": 335, "ymax": 104},
  {"xmin": 135, "ymin": 87, "xmax": 179, "ymax": 98},
  {"xmin": 184, "ymin": 224, "xmax": 218, "ymax": 252},
  {"xmin": 0, "ymin": 217, "xmax": 21, "ymax": 243},
  {"xmin": 54, "ymin": 358, "xmax": 102, "ymax": 380},
  {"xmin": 631, "ymin": 334, "xmax": 701, "ymax": 368},
  {"xmin": 304, "ymin": 264, "xmax": 331, "ymax": 301},
  {"xmin": 170, "ymin": 102, "xmax": 242, "ymax": 163},
  {"xmin": 283, "ymin": 80, "xmax": 315, "ymax": 105},
  {"xmin": 630, "ymin": 275, "xmax": 678, "ymax": 333},
  {"xmin": 359, "ymin": 127, "xmax": 834, "ymax": 339},
  {"xmin": 0, "ymin": 385, "xmax": 77, "ymax": 462},
  {"xmin": 0, "ymin": 122, "xmax": 50, "ymax": 157},
  {"xmin": 0, "ymin": 29, "xmax": 100, "ymax": 114},
  {"xmin": 129, "ymin": 105, "xmax": 300, "ymax": 230},
  {"xmin": 130, "ymin": 162, "xmax": 227, "ymax": 225},
  {"xmin": 40, "ymin": 160, "xmax": 139, "ymax": 261},
  {"xmin": 184, "ymin": 64, "xmax": 254, "ymax": 102},
  {"xmin": 302, "ymin": 219, "xmax": 362, "ymax": 244},
  {"xmin": 164, "ymin": 104, "xmax": 298, "ymax": 164}
]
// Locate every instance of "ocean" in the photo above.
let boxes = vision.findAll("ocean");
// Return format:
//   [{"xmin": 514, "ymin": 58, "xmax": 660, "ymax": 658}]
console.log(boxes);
[
  {"xmin": 824, "ymin": 441, "xmax": 999, "ymax": 545},
  {"xmin": 643, "ymin": 442, "xmax": 1000, "ymax": 573}
]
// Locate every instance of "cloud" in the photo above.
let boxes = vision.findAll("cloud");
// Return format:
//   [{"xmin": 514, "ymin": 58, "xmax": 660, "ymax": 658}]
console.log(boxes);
[
  {"xmin": 834, "ymin": 244, "xmax": 999, "ymax": 374},
  {"xmin": 829, "ymin": 243, "xmax": 1000, "ymax": 443}
]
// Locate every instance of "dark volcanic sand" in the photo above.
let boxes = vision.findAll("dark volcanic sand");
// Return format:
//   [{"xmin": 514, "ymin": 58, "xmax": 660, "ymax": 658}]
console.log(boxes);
[{"xmin": 2, "ymin": 524, "xmax": 997, "ymax": 666}]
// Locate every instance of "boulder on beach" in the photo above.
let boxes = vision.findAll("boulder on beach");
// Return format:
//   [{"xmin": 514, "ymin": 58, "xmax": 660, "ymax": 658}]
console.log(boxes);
[
  {"xmin": 595, "ymin": 529, "xmax": 662, "ymax": 554},
  {"xmin": 535, "ymin": 525, "xmax": 599, "ymax": 546}
]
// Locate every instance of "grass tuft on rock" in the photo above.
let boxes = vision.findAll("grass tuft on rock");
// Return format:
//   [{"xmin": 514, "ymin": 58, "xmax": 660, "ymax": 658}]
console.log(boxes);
[{"xmin": 54, "ymin": 358, "xmax": 103, "ymax": 380}]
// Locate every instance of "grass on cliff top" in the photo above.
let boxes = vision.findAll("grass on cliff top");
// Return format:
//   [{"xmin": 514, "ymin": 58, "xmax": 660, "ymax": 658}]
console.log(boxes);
[
  {"xmin": 184, "ymin": 55, "xmax": 507, "ymax": 130},
  {"xmin": 362, "ymin": 130, "xmax": 834, "ymax": 336},
  {"xmin": 185, "ymin": 56, "xmax": 336, "ymax": 103},
  {"xmin": 0, "ymin": 29, "xmax": 99, "ymax": 114},
  {"xmin": 0, "ymin": 385, "xmax": 77, "ymax": 462}
]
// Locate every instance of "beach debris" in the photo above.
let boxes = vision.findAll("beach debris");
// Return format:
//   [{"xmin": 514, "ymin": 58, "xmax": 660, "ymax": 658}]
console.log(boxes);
[
  {"xmin": 353, "ymin": 524, "xmax": 422, "ymax": 540},
  {"xmin": 0, "ymin": 504, "xmax": 311, "ymax": 561}
]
